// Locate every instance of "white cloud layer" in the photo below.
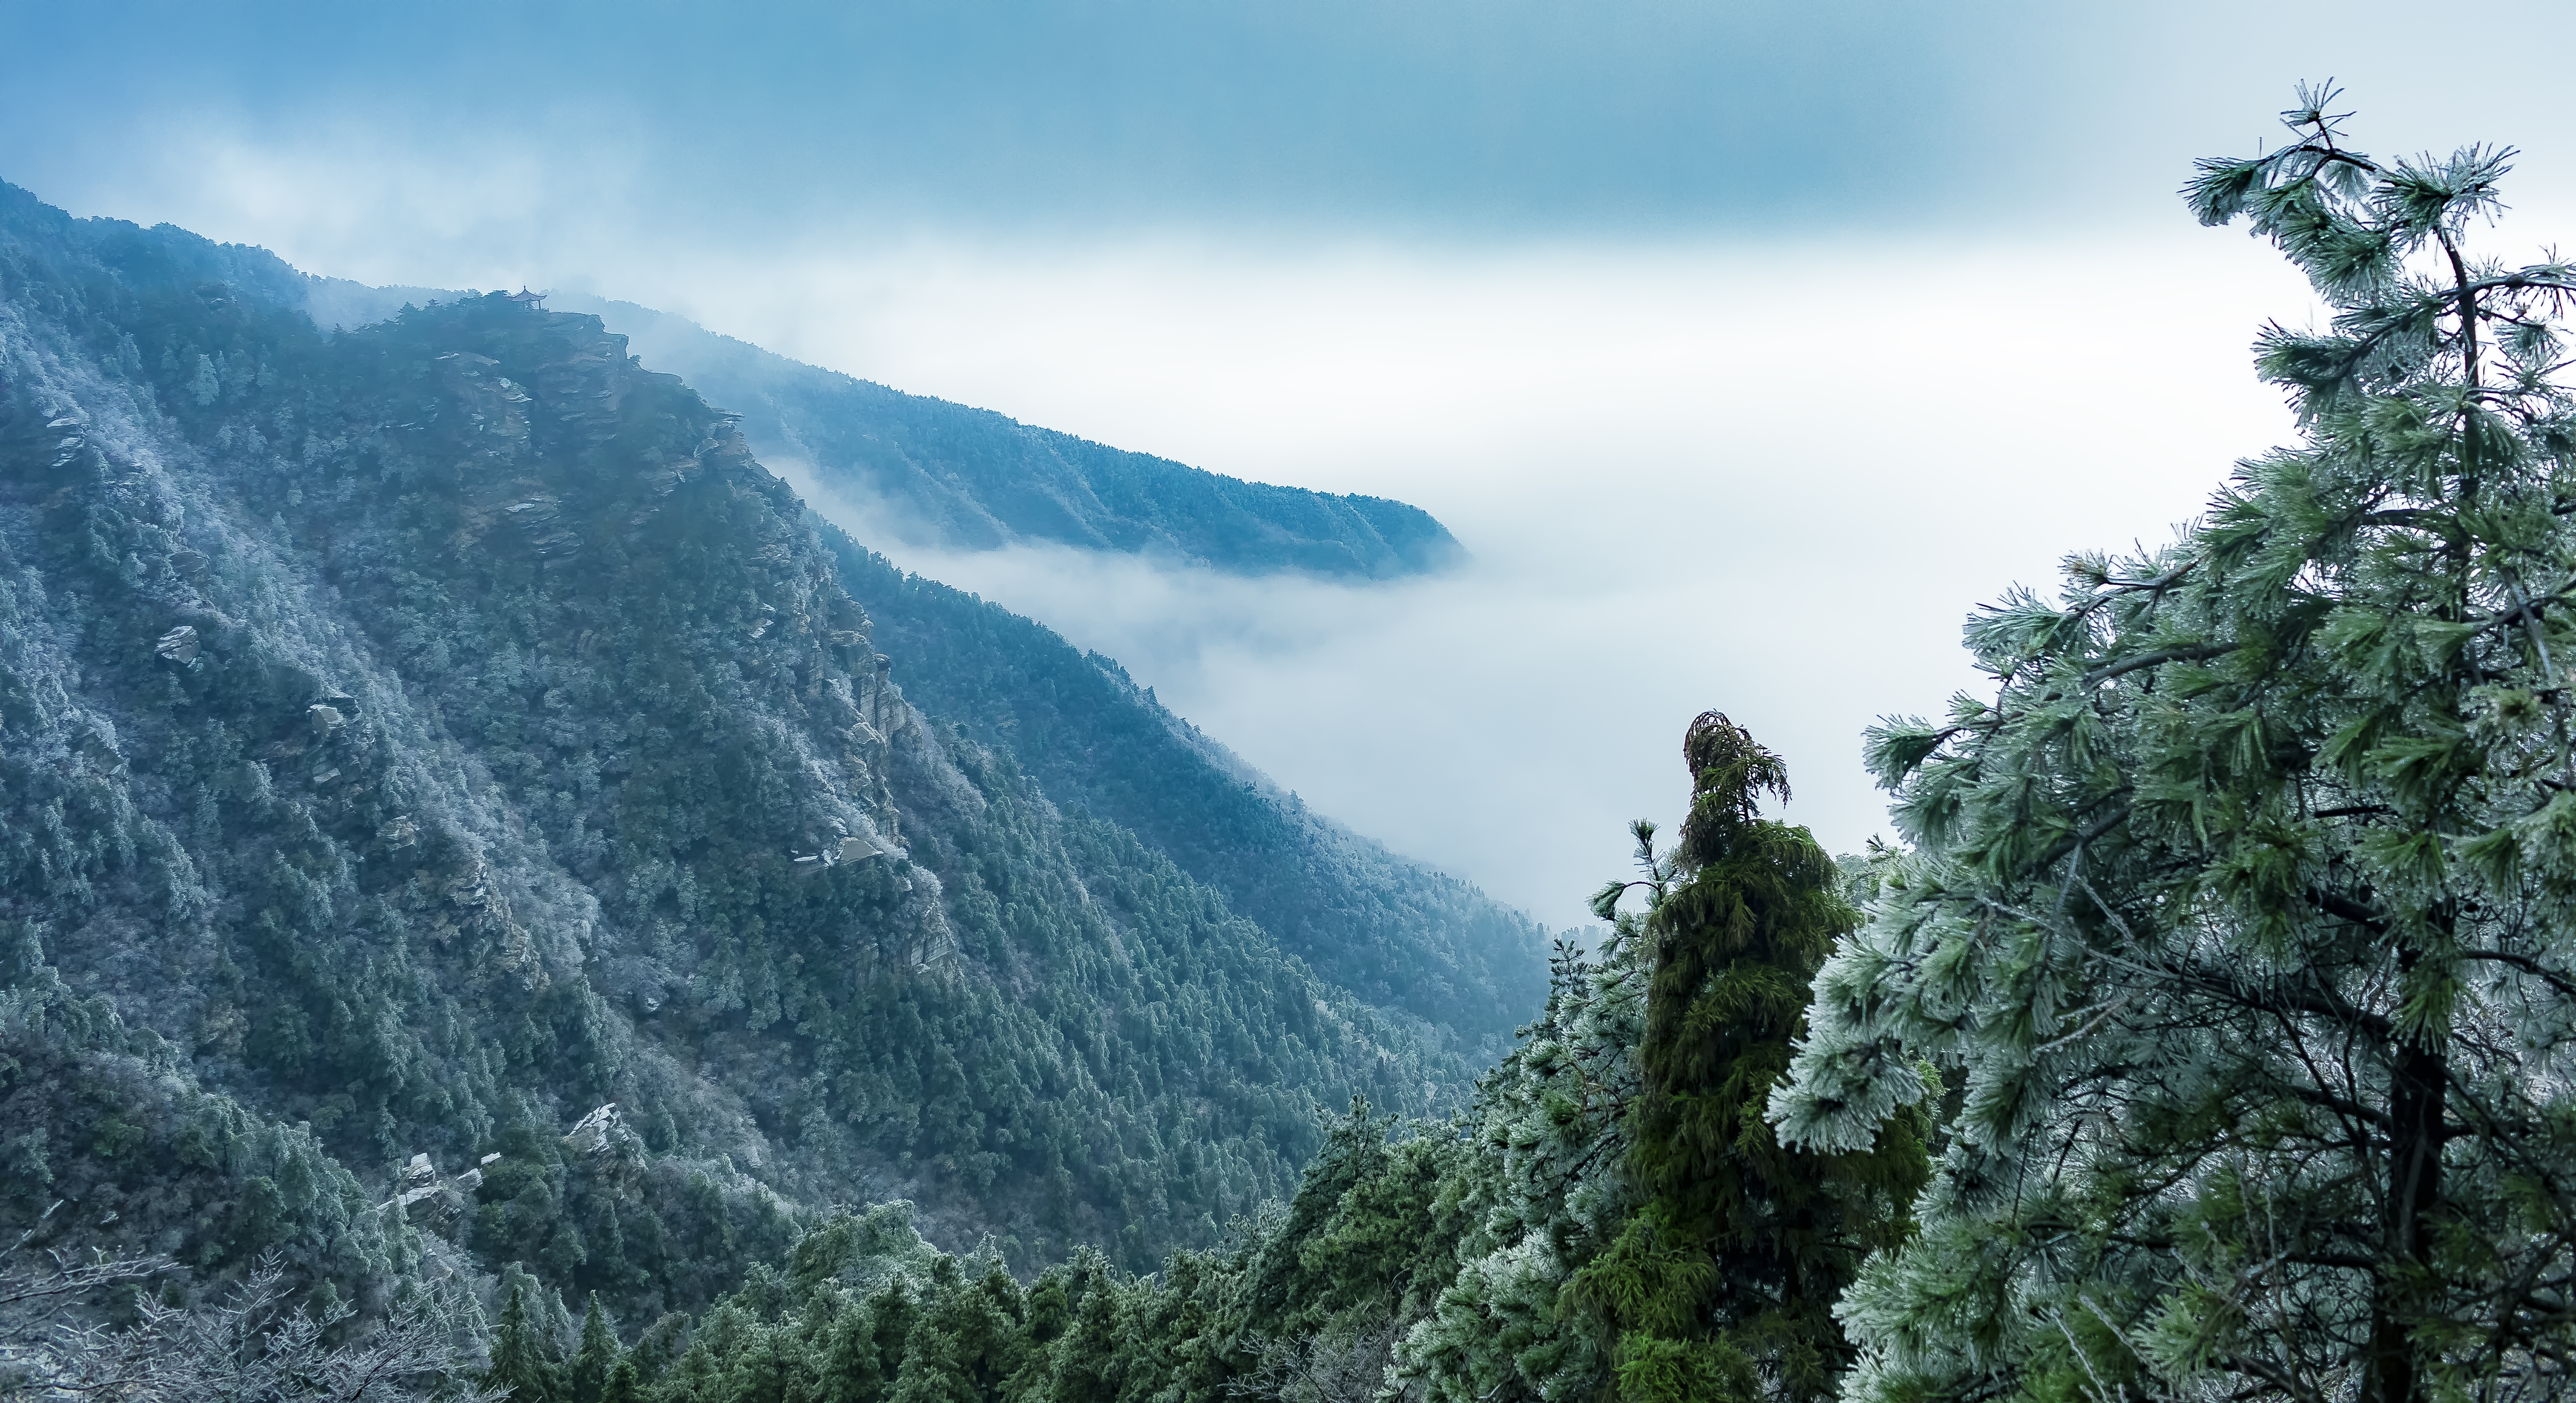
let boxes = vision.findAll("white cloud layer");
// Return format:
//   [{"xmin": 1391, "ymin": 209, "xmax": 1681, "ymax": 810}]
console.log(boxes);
[{"xmin": 733, "ymin": 231, "xmax": 2334, "ymax": 928}]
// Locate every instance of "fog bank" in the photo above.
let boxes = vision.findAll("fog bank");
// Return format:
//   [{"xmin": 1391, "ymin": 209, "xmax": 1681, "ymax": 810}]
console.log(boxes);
[{"xmin": 748, "ymin": 231, "xmax": 2336, "ymax": 927}]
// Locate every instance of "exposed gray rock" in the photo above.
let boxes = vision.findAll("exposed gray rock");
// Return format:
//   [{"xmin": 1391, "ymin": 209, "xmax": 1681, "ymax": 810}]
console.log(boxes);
[
  {"xmin": 564, "ymin": 1102, "xmax": 628, "ymax": 1156},
  {"xmin": 377, "ymin": 1148, "xmax": 500, "ymax": 1222}
]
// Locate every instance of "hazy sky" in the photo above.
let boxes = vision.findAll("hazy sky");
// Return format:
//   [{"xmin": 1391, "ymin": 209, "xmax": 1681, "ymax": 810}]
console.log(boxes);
[{"xmin": 11, "ymin": 2, "xmax": 2576, "ymax": 928}]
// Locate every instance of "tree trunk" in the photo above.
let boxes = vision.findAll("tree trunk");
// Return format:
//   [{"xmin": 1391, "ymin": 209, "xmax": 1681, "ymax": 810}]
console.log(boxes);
[{"xmin": 2365, "ymin": 1019, "xmax": 2445, "ymax": 1403}]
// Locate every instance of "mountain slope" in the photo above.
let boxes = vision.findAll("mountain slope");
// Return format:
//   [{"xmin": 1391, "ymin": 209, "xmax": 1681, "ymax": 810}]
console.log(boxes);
[
  {"xmin": 310, "ymin": 268, "xmax": 1539, "ymax": 1045},
  {"xmin": 0, "ymin": 183, "xmax": 1493, "ymax": 1319},
  {"xmin": 571, "ymin": 297, "xmax": 1464, "ymax": 579},
  {"xmin": 816, "ymin": 532, "xmax": 1548, "ymax": 1050},
  {"xmin": 307, "ymin": 283, "xmax": 1462, "ymax": 579}
]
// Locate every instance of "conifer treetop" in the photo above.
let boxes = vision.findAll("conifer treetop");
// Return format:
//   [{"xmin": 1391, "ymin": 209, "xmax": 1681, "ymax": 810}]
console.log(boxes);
[{"xmin": 1773, "ymin": 87, "xmax": 2576, "ymax": 1403}]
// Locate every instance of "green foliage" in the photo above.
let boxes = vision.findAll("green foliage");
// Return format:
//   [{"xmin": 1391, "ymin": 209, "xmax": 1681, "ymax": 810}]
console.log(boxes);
[
  {"xmin": 570, "ymin": 1293, "xmax": 618, "ymax": 1403},
  {"xmin": 0, "ymin": 964, "xmax": 414, "ymax": 1313},
  {"xmin": 1388, "ymin": 867, "xmax": 1655, "ymax": 1402},
  {"xmin": 1777, "ymin": 90, "xmax": 2576, "ymax": 1403},
  {"xmin": 1577, "ymin": 716, "xmax": 1929, "ymax": 1402},
  {"xmin": 485, "ymin": 1283, "xmax": 562, "ymax": 1403},
  {"xmin": 554, "ymin": 929, "xmax": 1634, "ymax": 1401}
]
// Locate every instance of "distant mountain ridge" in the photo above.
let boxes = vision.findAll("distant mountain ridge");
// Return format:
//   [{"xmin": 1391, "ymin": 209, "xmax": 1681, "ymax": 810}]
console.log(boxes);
[
  {"xmin": 581, "ymin": 297, "xmax": 1465, "ymax": 578},
  {"xmin": 302, "ymin": 281, "xmax": 1462, "ymax": 578}
]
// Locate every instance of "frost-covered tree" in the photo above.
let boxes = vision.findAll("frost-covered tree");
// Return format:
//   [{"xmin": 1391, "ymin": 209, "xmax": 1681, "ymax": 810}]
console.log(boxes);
[
  {"xmin": 1774, "ymin": 88, "xmax": 2576, "ymax": 1403},
  {"xmin": 2, "ymin": 1246, "xmax": 496, "ymax": 1403},
  {"xmin": 1395, "ymin": 851, "xmax": 1656, "ymax": 1401}
]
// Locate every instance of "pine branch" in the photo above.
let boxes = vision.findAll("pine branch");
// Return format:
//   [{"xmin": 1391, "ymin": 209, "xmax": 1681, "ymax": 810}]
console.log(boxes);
[
  {"xmin": 2455, "ymin": 949, "xmax": 2576, "ymax": 999},
  {"xmin": 2082, "ymin": 643, "xmax": 2236, "ymax": 689}
]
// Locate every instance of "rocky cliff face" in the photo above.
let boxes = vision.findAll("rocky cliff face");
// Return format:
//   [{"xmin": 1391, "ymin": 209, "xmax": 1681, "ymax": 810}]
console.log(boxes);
[{"xmin": 0, "ymin": 184, "xmax": 1492, "ymax": 1319}]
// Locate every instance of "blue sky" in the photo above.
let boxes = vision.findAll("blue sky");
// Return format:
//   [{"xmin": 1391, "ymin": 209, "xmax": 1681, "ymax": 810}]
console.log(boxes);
[
  {"xmin": 12, "ymin": 2, "xmax": 2576, "ymax": 927},
  {"xmin": 14, "ymin": 1, "xmax": 2576, "ymax": 245},
  {"xmin": 19, "ymin": 2, "xmax": 2006, "ymax": 236}
]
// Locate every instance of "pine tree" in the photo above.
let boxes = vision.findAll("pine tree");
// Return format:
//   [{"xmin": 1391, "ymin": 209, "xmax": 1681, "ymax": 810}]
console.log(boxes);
[
  {"xmin": 567, "ymin": 1293, "xmax": 616, "ymax": 1403},
  {"xmin": 887, "ymin": 1322, "xmax": 976, "ymax": 1403},
  {"xmin": 1774, "ymin": 87, "xmax": 2576, "ymax": 1403},
  {"xmin": 820, "ymin": 1295, "xmax": 895, "ymax": 1403},
  {"xmin": 1576, "ymin": 715, "xmax": 1927, "ymax": 1402},
  {"xmin": 486, "ymin": 1282, "xmax": 561, "ymax": 1403},
  {"xmin": 831, "ymin": 1277, "xmax": 919, "ymax": 1403},
  {"xmin": 1045, "ymin": 1263, "xmax": 1126, "ymax": 1403}
]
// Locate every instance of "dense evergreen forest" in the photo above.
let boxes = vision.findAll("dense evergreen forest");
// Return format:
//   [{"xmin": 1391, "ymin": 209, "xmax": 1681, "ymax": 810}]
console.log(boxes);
[{"xmin": 17, "ymin": 92, "xmax": 2576, "ymax": 1403}]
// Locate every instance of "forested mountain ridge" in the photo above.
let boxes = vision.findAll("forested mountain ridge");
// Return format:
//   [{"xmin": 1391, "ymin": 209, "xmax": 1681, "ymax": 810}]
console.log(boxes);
[
  {"xmin": 306, "ymin": 282, "xmax": 1462, "ymax": 579},
  {"xmin": 0, "ymin": 179, "xmax": 1523, "ymax": 1336},
  {"xmin": 571, "ymin": 298, "xmax": 1464, "ymax": 579}
]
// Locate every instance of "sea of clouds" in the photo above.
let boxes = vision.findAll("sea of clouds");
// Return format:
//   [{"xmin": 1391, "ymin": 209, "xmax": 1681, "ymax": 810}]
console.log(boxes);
[{"xmin": 735, "ymin": 234, "xmax": 2325, "ymax": 926}]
